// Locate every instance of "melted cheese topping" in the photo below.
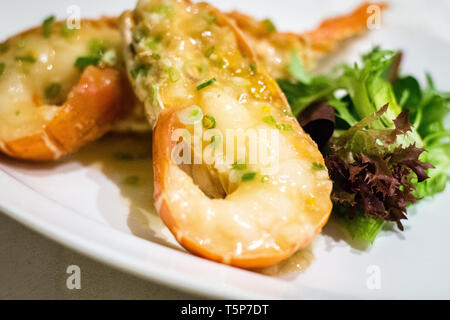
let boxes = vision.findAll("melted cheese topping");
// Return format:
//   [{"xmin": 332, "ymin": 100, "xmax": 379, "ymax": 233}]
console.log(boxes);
[{"xmin": 0, "ymin": 19, "xmax": 122, "ymax": 141}]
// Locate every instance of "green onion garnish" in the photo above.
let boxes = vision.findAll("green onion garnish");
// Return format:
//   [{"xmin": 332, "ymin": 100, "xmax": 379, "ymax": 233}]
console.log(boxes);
[
  {"xmin": 43, "ymin": 15, "xmax": 55, "ymax": 38},
  {"xmin": 130, "ymin": 64, "xmax": 150, "ymax": 78},
  {"xmin": 152, "ymin": 85, "xmax": 159, "ymax": 106},
  {"xmin": 89, "ymin": 39, "xmax": 108, "ymax": 58},
  {"xmin": 242, "ymin": 172, "xmax": 256, "ymax": 181},
  {"xmin": 261, "ymin": 175, "xmax": 270, "ymax": 183},
  {"xmin": 132, "ymin": 28, "xmax": 146, "ymax": 43},
  {"xmin": 15, "ymin": 55, "xmax": 36, "ymax": 63},
  {"xmin": 149, "ymin": 5, "xmax": 174, "ymax": 16},
  {"xmin": 210, "ymin": 135, "xmax": 221, "ymax": 146},
  {"xmin": 101, "ymin": 49, "xmax": 117, "ymax": 66},
  {"xmin": 166, "ymin": 67, "xmax": 180, "ymax": 82},
  {"xmin": 202, "ymin": 115, "xmax": 216, "ymax": 129},
  {"xmin": 178, "ymin": 105, "xmax": 203, "ymax": 125},
  {"xmin": 146, "ymin": 35, "xmax": 163, "ymax": 50},
  {"xmin": 74, "ymin": 56, "xmax": 99, "ymax": 70},
  {"xmin": 312, "ymin": 162, "xmax": 325, "ymax": 170},
  {"xmin": 232, "ymin": 162, "xmax": 247, "ymax": 170},
  {"xmin": 262, "ymin": 18, "xmax": 276, "ymax": 33},
  {"xmin": 45, "ymin": 82, "xmax": 61, "ymax": 100},
  {"xmin": 197, "ymin": 78, "xmax": 216, "ymax": 90},
  {"xmin": 275, "ymin": 123, "xmax": 293, "ymax": 131},
  {"xmin": 262, "ymin": 115, "xmax": 276, "ymax": 125},
  {"xmin": 0, "ymin": 63, "xmax": 5, "ymax": 76}
]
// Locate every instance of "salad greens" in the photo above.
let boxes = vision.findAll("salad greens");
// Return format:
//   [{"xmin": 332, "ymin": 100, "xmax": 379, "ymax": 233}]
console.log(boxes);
[{"xmin": 278, "ymin": 47, "xmax": 449, "ymax": 243}]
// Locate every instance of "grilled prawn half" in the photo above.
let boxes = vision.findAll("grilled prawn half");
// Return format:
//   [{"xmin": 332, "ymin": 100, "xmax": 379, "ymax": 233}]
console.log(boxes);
[{"xmin": 120, "ymin": 0, "xmax": 333, "ymax": 268}]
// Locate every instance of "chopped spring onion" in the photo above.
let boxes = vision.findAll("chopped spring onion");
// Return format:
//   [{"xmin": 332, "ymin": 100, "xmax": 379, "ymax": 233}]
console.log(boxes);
[
  {"xmin": 132, "ymin": 28, "xmax": 146, "ymax": 43},
  {"xmin": 130, "ymin": 64, "xmax": 150, "ymax": 78},
  {"xmin": 149, "ymin": 5, "xmax": 175, "ymax": 16},
  {"xmin": 101, "ymin": 49, "xmax": 117, "ymax": 66},
  {"xmin": 262, "ymin": 18, "xmax": 276, "ymax": 33},
  {"xmin": 232, "ymin": 162, "xmax": 247, "ymax": 170},
  {"xmin": 166, "ymin": 67, "xmax": 180, "ymax": 82},
  {"xmin": 15, "ymin": 55, "xmax": 36, "ymax": 63},
  {"xmin": 74, "ymin": 56, "xmax": 99, "ymax": 69},
  {"xmin": 197, "ymin": 78, "xmax": 216, "ymax": 91},
  {"xmin": 43, "ymin": 15, "xmax": 55, "ymax": 38},
  {"xmin": 89, "ymin": 39, "xmax": 108, "ymax": 58},
  {"xmin": 242, "ymin": 172, "xmax": 257, "ymax": 181},
  {"xmin": 261, "ymin": 175, "xmax": 270, "ymax": 183},
  {"xmin": 0, "ymin": 63, "xmax": 5, "ymax": 76},
  {"xmin": 275, "ymin": 123, "xmax": 293, "ymax": 131},
  {"xmin": 152, "ymin": 85, "xmax": 159, "ymax": 106},
  {"xmin": 146, "ymin": 35, "xmax": 163, "ymax": 50},
  {"xmin": 202, "ymin": 115, "xmax": 216, "ymax": 129},
  {"xmin": 45, "ymin": 82, "xmax": 62, "ymax": 100},
  {"xmin": 210, "ymin": 135, "xmax": 221, "ymax": 146},
  {"xmin": 178, "ymin": 105, "xmax": 203, "ymax": 125},
  {"xmin": 312, "ymin": 162, "xmax": 325, "ymax": 170},
  {"xmin": 262, "ymin": 115, "xmax": 276, "ymax": 125}
]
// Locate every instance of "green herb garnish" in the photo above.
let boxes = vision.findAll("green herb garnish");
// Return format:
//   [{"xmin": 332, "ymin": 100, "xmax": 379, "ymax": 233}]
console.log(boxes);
[
  {"xmin": 101, "ymin": 49, "xmax": 117, "ymax": 66},
  {"xmin": 131, "ymin": 64, "xmax": 150, "ymax": 78},
  {"xmin": 242, "ymin": 172, "xmax": 256, "ymax": 181},
  {"xmin": 197, "ymin": 78, "xmax": 216, "ymax": 90},
  {"xmin": 145, "ymin": 35, "xmax": 163, "ymax": 50},
  {"xmin": 262, "ymin": 115, "xmax": 276, "ymax": 125},
  {"xmin": 74, "ymin": 56, "xmax": 99, "ymax": 70},
  {"xmin": 149, "ymin": 5, "xmax": 174, "ymax": 16},
  {"xmin": 166, "ymin": 67, "xmax": 180, "ymax": 82},
  {"xmin": 312, "ymin": 162, "xmax": 325, "ymax": 170},
  {"xmin": 43, "ymin": 15, "xmax": 55, "ymax": 38},
  {"xmin": 202, "ymin": 115, "xmax": 216, "ymax": 129},
  {"xmin": 15, "ymin": 55, "xmax": 36, "ymax": 63},
  {"xmin": 262, "ymin": 18, "xmax": 276, "ymax": 33},
  {"xmin": 0, "ymin": 63, "xmax": 5, "ymax": 76},
  {"xmin": 89, "ymin": 39, "xmax": 108, "ymax": 58},
  {"xmin": 232, "ymin": 162, "xmax": 247, "ymax": 170},
  {"xmin": 275, "ymin": 123, "xmax": 293, "ymax": 131}
]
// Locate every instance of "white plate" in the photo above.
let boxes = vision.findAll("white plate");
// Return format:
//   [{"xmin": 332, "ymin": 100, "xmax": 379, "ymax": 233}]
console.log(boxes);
[{"xmin": 0, "ymin": 0, "xmax": 449, "ymax": 299}]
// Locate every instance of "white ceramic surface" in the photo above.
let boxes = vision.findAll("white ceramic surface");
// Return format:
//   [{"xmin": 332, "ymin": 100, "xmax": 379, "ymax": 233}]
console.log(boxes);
[{"xmin": 0, "ymin": 0, "xmax": 449, "ymax": 299}]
